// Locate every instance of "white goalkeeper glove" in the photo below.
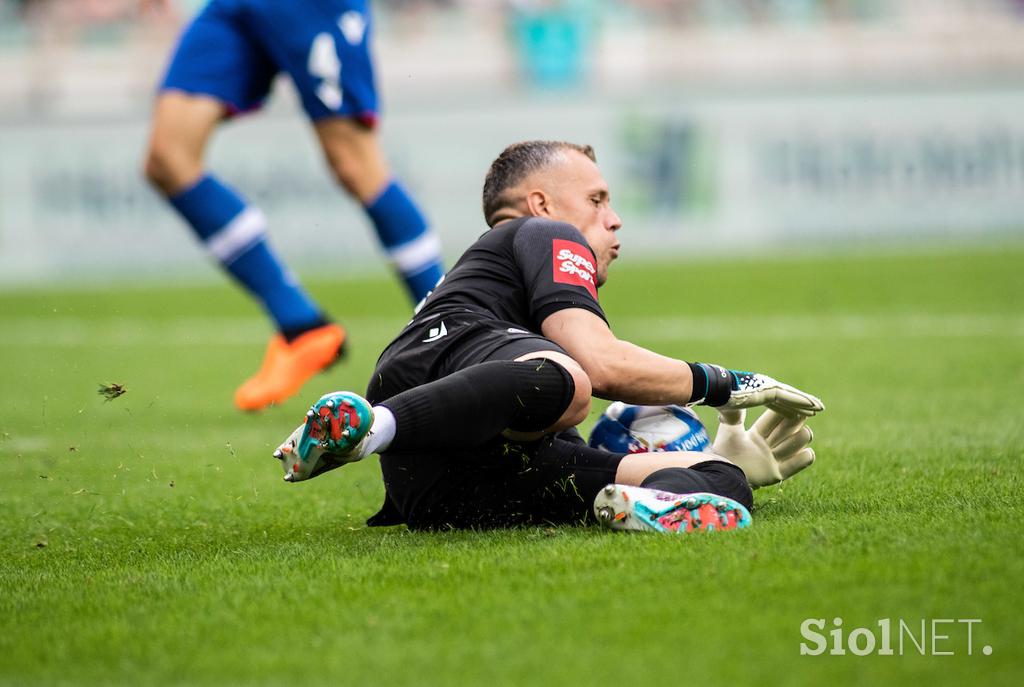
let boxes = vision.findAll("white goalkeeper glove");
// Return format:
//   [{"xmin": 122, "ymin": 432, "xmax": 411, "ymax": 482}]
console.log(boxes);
[
  {"xmin": 723, "ymin": 371, "xmax": 824, "ymax": 417},
  {"xmin": 693, "ymin": 364, "xmax": 824, "ymax": 417},
  {"xmin": 711, "ymin": 408, "xmax": 816, "ymax": 489}
]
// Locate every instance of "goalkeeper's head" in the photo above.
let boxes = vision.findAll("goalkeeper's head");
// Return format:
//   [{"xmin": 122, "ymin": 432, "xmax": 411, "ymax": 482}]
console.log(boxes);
[{"xmin": 482, "ymin": 140, "xmax": 622, "ymax": 286}]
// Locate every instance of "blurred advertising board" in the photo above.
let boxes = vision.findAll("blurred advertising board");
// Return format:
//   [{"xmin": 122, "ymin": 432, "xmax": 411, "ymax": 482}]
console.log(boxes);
[{"xmin": 1, "ymin": 85, "xmax": 1022, "ymax": 283}]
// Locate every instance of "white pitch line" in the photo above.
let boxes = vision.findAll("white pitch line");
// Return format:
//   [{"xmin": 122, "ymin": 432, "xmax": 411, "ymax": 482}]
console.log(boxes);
[
  {"xmin": 0, "ymin": 317, "xmax": 404, "ymax": 347},
  {"xmin": 0, "ymin": 313, "xmax": 1021, "ymax": 347},
  {"xmin": 614, "ymin": 314, "xmax": 1024, "ymax": 342}
]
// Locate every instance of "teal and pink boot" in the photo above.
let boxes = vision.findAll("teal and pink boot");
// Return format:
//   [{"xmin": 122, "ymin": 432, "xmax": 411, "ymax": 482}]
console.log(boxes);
[
  {"xmin": 593, "ymin": 485, "xmax": 752, "ymax": 534},
  {"xmin": 273, "ymin": 391, "xmax": 374, "ymax": 482}
]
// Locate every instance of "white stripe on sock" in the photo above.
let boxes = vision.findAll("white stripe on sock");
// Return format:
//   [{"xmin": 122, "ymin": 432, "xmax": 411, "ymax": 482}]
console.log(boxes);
[
  {"xmin": 206, "ymin": 207, "xmax": 266, "ymax": 263},
  {"xmin": 388, "ymin": 232, "xmax": 442, "ymax": 274}
]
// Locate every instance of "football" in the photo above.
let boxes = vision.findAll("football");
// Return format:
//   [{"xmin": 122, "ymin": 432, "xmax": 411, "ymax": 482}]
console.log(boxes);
[{"xmin": 588, "ymin": 402, "xmax": 711, "ymax": 454}]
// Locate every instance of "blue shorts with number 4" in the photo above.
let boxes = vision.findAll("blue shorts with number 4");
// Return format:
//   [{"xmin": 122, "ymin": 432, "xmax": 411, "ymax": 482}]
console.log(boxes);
[{"xmin": 160, "ymin": 0, "xmax": 378, "ymax": 125}]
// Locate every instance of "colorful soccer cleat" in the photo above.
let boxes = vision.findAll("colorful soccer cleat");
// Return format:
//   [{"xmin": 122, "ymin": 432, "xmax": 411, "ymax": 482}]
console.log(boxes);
[
  {"xmin": 273, "ymin": 391, "xmax": 374, "ymax": 483},
  {"xmin": 234, "ymin": 323, "xmax": 347, "ymax": 412},
  {"xmin": 593, "ymin": 484, "xmax": 752, "ymax": 534}
]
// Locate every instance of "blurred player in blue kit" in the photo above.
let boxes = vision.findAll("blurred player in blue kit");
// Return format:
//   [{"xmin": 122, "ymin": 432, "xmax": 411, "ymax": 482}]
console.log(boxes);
[{"xmin": 143, "ymin": 0, "xmax": 444, "ymax": 411}]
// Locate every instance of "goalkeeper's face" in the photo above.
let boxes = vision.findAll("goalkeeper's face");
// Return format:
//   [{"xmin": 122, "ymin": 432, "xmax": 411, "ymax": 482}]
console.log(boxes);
[{"xmin": 540, "ymin": 150, "xmax": 622, "ymax": 286}]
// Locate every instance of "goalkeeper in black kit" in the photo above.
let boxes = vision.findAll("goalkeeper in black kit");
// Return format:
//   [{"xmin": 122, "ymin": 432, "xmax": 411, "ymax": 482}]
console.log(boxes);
[{"xmin": 273, "ymin": 141, "xmax": 824, "ymax": 534}]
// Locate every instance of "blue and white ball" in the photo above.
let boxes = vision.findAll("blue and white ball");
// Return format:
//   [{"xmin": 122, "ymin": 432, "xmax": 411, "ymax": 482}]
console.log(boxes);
[{"xmin": 588, "ymin": 402, "xmax": 711, "ymax": 454}]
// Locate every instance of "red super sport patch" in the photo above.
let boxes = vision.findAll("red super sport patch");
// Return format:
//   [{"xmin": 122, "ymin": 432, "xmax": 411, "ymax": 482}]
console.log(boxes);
[{"xmin": 551, "ymin": 239, "xmax": 598, "ymax": 299}]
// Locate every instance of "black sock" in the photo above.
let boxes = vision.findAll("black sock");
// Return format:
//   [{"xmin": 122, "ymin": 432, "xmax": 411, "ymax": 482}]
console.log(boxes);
[
  {"xmin": 641, "ymin": 464, "xmax": 753, "ymax": 511},
  {"xmin": 280, "ymin": 316, "xmax": 331, "ymax": 343},
  {"xmin": 382, "ymin": 359, "xmax": 575, "ymax": 451}
]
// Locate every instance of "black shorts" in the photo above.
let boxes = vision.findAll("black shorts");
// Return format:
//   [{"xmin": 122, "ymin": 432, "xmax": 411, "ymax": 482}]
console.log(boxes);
[
  {"xmin": 379, "ymin": 429, "xmax": 626, "ymax": 530},
  {"xmin": 366, "ymin": 313, "xmax": 570, "ymax": 404}
]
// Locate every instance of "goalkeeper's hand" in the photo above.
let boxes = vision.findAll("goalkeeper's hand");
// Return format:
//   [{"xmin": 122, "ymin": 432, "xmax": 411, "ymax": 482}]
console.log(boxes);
[
  {"xmin": 723, "ymin": 371, "xmax": 824, "ymax": 418},
  {"xmin": 712, "ymin": 408, "xmax": 816, "ymax": 489}
]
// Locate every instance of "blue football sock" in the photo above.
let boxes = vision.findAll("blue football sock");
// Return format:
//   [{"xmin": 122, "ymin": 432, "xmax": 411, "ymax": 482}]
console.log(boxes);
[
  {"xmin": 168, "ymin": 175, "xmax": 324, "ymax": 334},
  {"xmin": 364, "ymin": 180, "xmax": 444, "ymax": 302}
]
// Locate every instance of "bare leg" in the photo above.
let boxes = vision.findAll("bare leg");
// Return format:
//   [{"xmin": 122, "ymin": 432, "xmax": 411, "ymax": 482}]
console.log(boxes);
[
  {"xmin": 313, "ymin": 117, "xmax": 390, "ymax": 203},
  {"xmin": 143, "ymin": 91, "xmax": 225, "ymax": 194},
  {"xmin": 314, "ymin": 117, "xmax": 444, "ymax": 302},
  {"xmin": 615, "ymin": 451, "xmax": 735, "ymax": 486}
]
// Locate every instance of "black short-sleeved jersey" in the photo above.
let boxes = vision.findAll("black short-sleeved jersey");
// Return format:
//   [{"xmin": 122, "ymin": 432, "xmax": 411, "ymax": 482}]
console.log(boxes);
[
  {"xmin": 367, "ymin": 217, "xmax": 608, "ymax": 405},
  {"xmin": 413, "ymin": 217, "xmax": 607, "ymax": 331}
]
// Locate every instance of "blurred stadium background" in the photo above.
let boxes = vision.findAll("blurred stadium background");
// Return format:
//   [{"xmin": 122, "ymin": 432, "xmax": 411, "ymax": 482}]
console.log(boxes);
[{"xmin": 1, "ymin": 0, "xmax": 1023, "ymax": 284}]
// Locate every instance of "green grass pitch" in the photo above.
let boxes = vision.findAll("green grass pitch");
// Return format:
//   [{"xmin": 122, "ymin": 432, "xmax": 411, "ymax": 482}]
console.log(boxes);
[{"xmin": 1, "ymin": 246, "xmax": 1022, "ymax": 686}]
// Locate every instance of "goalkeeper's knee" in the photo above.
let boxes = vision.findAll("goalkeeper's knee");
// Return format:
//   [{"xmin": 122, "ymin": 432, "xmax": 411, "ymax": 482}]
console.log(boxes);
[
  {"xmin": 506, "ymin": 357, "xmax": 589, "ymax": 433},
  {"xmin": 507, "ymin": 352, "xmax": 591, "ymax": 434}
]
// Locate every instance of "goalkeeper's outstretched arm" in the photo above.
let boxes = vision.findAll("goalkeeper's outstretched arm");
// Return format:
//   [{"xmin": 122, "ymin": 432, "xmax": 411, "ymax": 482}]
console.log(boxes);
[{"xmin": 541, "ymin": 307, "xmax": 824, "ymax": 417}]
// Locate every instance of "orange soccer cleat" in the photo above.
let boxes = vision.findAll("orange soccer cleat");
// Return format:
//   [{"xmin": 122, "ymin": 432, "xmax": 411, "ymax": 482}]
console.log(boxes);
[{"xmin": 233, "ymin": 323, "xmax": 347, "ymax": 411}]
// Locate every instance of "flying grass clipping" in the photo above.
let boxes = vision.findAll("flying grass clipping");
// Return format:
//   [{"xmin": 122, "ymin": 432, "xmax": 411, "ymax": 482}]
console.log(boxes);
[{"xmin": 97, "ymin": 382, "xmax": 127, "ymax": 402}]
